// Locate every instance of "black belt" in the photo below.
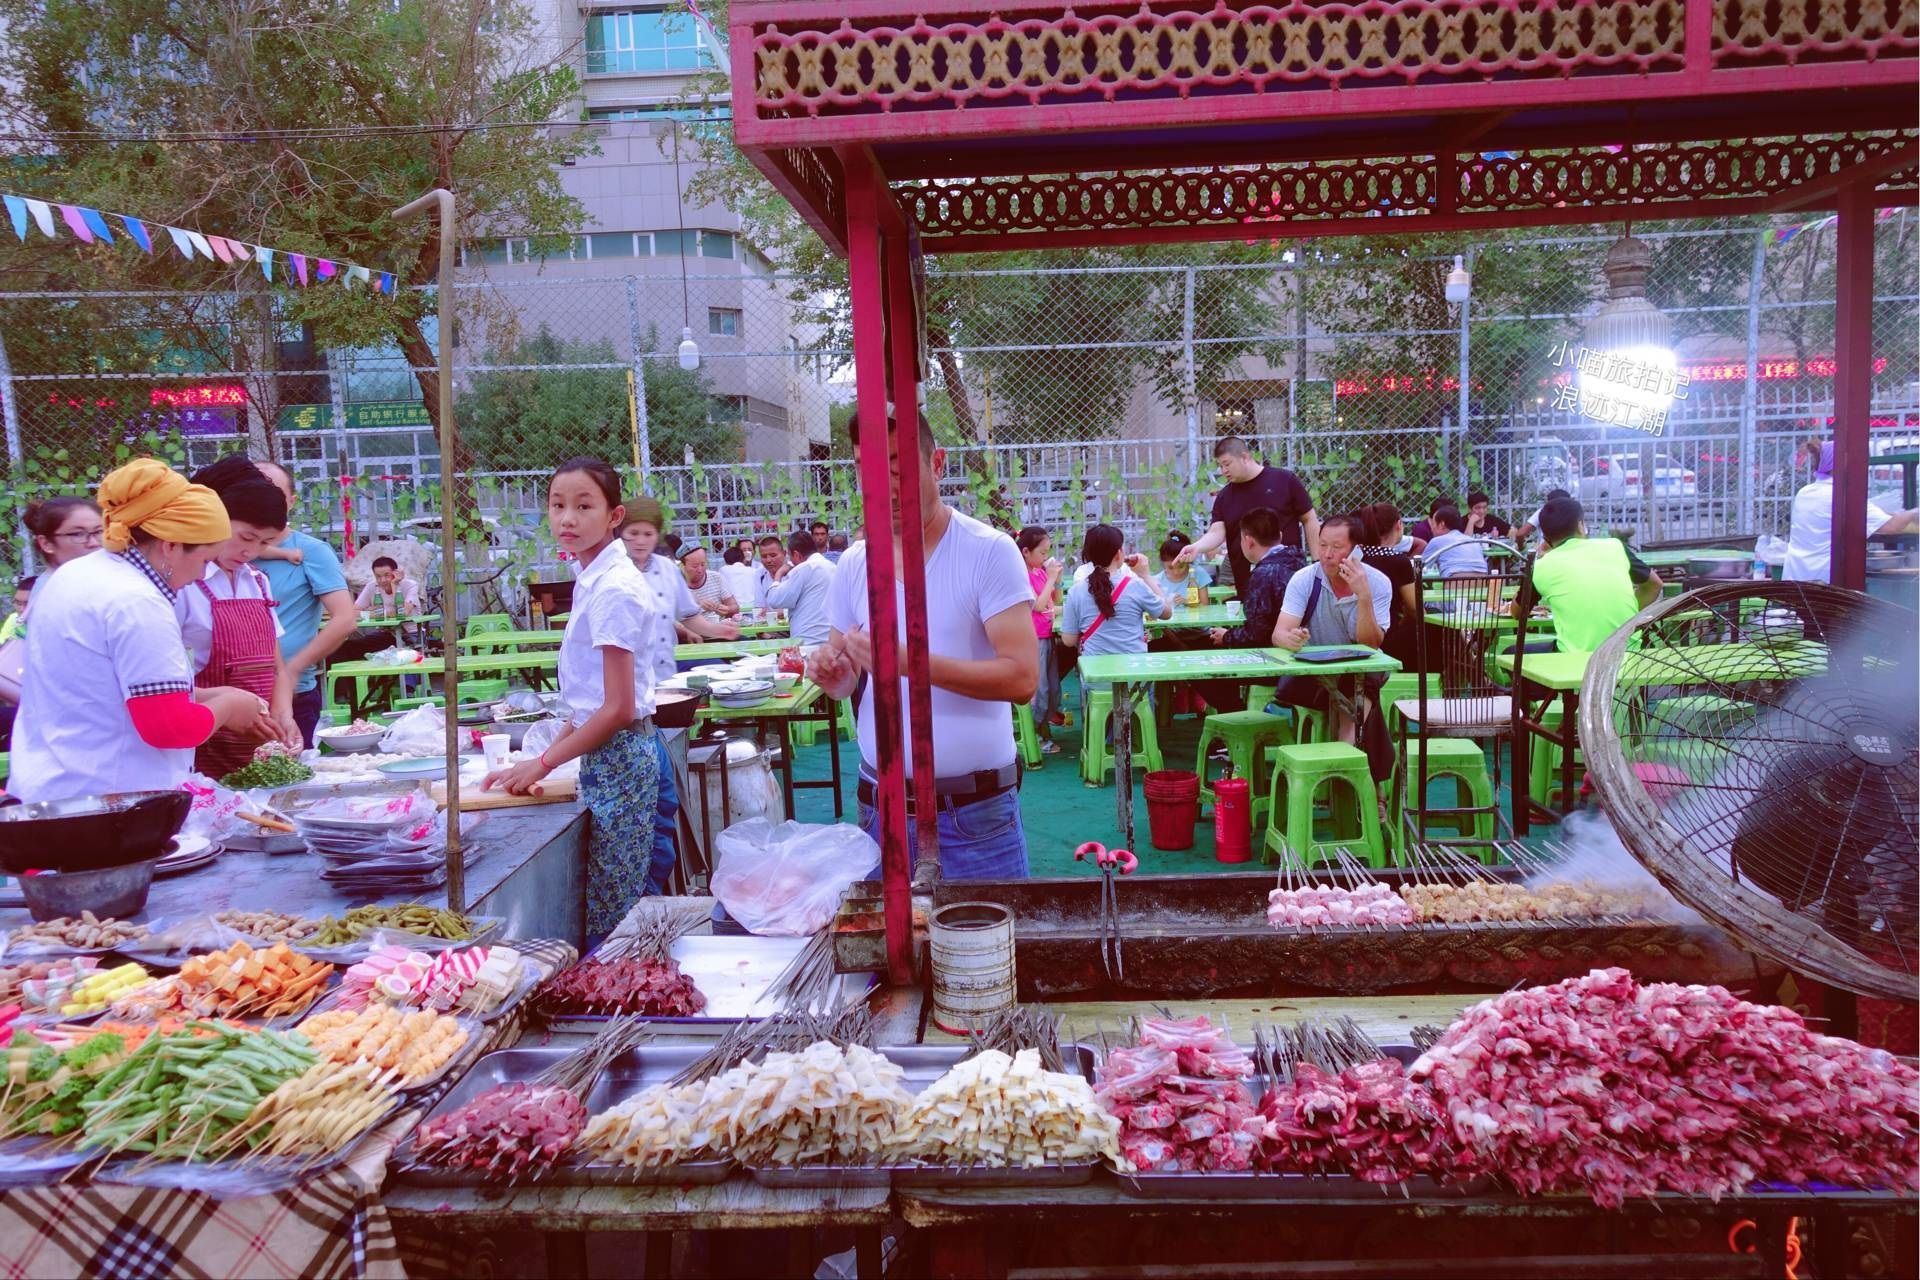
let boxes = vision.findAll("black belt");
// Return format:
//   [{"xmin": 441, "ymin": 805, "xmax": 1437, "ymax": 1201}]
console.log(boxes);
[{"xmin": 856, "ymin": 763, "xmax": 1019, "ymax": 812}]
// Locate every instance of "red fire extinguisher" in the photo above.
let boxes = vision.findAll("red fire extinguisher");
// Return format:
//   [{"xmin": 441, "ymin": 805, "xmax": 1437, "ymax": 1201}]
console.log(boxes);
[{"xmin": 1214, "ymin": 776, "xmax": 1252, "ymax": 863}]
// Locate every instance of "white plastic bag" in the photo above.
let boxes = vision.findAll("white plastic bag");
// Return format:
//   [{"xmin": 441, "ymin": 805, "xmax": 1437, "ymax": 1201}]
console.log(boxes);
[
  {"xmin": 380, "ymin": 703, "xmax": 445, "ymax": 756},
  {"xmin": 710, "ymin": 818, "xmax": 879, "ymax": 936},
  {"xmin": 178, "ymin": 775, "xmax": 278, "ymax": 842}
]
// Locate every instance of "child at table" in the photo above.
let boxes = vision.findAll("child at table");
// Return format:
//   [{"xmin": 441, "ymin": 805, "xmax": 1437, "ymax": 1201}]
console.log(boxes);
[
  {"xmin": 355, "ymin": 556, "xmax": 423, "ymax": 645},
  {"xmin": 1151, "ymin": 531, "xmax": 1211, "ymax": 604},
  {"xmin": 484, "ymin": 457, "xmax": 663, "ymax": 939},
  {"xmin": 1062, "ymin": 526, "xmax": 1171, "ymax": 743}
]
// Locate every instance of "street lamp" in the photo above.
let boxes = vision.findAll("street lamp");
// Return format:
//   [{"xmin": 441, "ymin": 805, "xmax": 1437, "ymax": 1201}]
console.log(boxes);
[
  {"xmin": 390, "ymin": 187, "xmax": 464, "ymax": 913},
  {"xmin": 678, "ymin": 326, "xmax": 701, "ymax": 370},
  {"xmin": 1579, "ymin": 232, "xmax": 1677, "ymax": 427}
]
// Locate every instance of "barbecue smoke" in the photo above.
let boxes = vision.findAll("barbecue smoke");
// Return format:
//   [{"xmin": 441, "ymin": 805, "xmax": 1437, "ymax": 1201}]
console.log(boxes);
[{"xmin": 1525, "ymin": 810, "xmax": 1700, "ymax": 923}]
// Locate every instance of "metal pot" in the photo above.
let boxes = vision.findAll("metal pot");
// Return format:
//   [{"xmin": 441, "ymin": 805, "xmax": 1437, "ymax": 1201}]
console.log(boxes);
[
  {"xmin": 655, "ymin": 688, "xmax": 708, "ymax": 730},
  {"xmin": 19, "ymin": 857, "xmax": 160, "ymax": 921},
  {"xmin": 0, "ymin": 790, "xmax": 191, "ymax": 874},
  {"xmin": 683, "ymin": 735, "xmax": 780, "ymax": 858}
]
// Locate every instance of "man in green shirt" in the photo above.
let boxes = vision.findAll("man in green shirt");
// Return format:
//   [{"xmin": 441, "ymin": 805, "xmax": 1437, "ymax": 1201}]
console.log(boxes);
[{"xmin": 1511, "ymin": 496, "xmax": 1663, "ymax": 653}]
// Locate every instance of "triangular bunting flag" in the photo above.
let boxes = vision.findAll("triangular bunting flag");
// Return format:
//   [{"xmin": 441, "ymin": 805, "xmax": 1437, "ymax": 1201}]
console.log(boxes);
[
  {"xmin": 207, "ymin": 235, "xmax": 234, "ymax": 264},
  {"xmin": 24, "ymin": 200, "xmax": 54, "ymax": 237},
  {"xmin": 316, "ymin": 259, "xmax": 336, "ymax": 280},
  {"xmin": 257, "ymin": 247, "xmax": 273, "ymax": 281},
  {"xmin": 184, "ymin": 230, "xmax": 215, "ymax": 259},
  {"xmin": 121, "ymin": 216, "xmax": 152, "ymax": 253},
  {"xmin": 166, "ymin": 225, "xmax": 197, "ymax": 258},
  {"xmin": 292, "ymin": 253, "xmax": 308, "ymax": 285},
  {"xmin": 378, "ymin": 272, "xmax": 394, "ymax": 295},
  {"xmin": 57, "ymin": 204, "xmax": 93, "ymax": 243},
  {"xmin": 78, "ymin": 207, "xmax": 114, "ymax": 243},
  {"xmin": 3, "ymin": 196, "xmax": 26, "ymax": 241},
  {"xmin": 223, "ymin": 239, "xmax": 250, "ymax": 262},
  {"xmin": 349, "ymin": 265, "xmax": 371, "ymax": 287}
]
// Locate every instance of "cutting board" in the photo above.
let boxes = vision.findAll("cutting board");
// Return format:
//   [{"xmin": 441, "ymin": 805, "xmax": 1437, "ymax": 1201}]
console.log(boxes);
[{"xmin": 430, "ymin": 775, "xmax": 578, "ymax": 809}]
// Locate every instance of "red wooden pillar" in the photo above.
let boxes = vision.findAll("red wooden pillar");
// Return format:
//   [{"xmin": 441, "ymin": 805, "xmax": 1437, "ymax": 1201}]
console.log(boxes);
[
  {"xmin": 843, "ymin": 154, "xmax": 915, "ymax": 983},
  {"xmin": 885, "ymin": 231, "xmax": 942, "ymax": 862},
  {"xmin": 1831, "ymin": 182, "xmax": 1876, "ymax": 593}
]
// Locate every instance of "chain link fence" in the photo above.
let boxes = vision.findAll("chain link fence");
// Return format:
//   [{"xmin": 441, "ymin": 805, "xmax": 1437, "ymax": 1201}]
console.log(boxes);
[{"xmin": 1, "ymin": 213, "xmax": 1913, "ymax": 607}]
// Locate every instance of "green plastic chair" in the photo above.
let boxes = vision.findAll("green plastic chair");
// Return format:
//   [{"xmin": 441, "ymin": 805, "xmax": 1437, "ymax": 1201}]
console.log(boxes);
[
  {"xmin": 464, "ymin": 613, "xmax": 514, "ymax": 639},
  {"xmin": 1262, "ymin": 742, "xmax": 1388, "ymax": 869},
  {"xmin": 1397, "ymin": 737, "xmax": 1498, "ymax": 860},
  {"xmin": 1013, "ymin": 702, "xmax": 1044, "ymax": 769},
  {"xmin": 1194, "ymin": 708, "xmax": 1296, "ymax": 823},
  {"xmin": 1080, "ymin": 687, "xmax": 1164, "ymax": 786}
]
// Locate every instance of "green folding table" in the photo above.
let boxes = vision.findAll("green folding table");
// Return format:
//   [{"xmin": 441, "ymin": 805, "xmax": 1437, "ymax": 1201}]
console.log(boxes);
[
  {"xmin": 675, "ymin": 638, "xmax": 790, "ymax": 662},
  {"xmin": 695, "ymin": 680, "xmax": 843, "ymax": 819},
  {"xmin": 1143, "ymin": 603, "xmax": 1241, "ymax": 631},
  {"xmin": 1077, "ymin": 646, "xmax": 1401, "ymax": 848}
]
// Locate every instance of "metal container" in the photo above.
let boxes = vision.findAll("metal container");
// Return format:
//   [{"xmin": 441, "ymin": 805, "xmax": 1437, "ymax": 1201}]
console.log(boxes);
[
  {"xmin": 0, "ymin": 790, "xmax": 190, "ymax": 874},
  {"xmin": 684, "ymin": 735, "xmax": 780, "ymax": 859},
  {"xmin": 928, "ymin": 901, "xmax": 1016, "ymax": 1035},
  {"xmin": 18, "ymin": 857, "xmax": 159, "ymax": 922}
]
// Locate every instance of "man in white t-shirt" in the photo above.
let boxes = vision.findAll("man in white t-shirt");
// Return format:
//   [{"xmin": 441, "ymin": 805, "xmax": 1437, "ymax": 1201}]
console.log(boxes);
[
  {"xmin": 763, "ymin": 530, "xmax": 836, "ymax": 645},
  {"xmin": 808, "ymin": 412, "xmax": 1039, "ymax": 880},
  {"xmin": 719, "ymin": 545, "xmax": 761, "ymax": 611},
  {"xmin": 1784, "ymin": 442, "xmax": 1918, "ymax": 583}
]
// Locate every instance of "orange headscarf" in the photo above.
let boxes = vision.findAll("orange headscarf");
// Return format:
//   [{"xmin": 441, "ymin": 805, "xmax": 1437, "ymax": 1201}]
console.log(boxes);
[{"xmin": 96, "ymin": 458, "xmax": 230, "ymax": 553}]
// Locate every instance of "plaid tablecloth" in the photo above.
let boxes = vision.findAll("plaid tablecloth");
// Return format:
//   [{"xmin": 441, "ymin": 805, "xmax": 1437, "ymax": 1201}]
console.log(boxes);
[{"xmin": 0, "ymin": 938, "xmax": 576, "ymax": 1280}]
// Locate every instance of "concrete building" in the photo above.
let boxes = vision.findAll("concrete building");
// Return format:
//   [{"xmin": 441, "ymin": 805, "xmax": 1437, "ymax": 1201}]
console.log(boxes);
[{"xmin": 459, "ymin": 0, "xmax": 830, "ymax": 462}]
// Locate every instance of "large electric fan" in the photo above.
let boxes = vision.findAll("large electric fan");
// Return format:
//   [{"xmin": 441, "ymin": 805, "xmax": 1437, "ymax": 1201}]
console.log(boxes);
[{"xmin": 1581, "ymin": 580, "xmax": 1917, "ymax": 1000}]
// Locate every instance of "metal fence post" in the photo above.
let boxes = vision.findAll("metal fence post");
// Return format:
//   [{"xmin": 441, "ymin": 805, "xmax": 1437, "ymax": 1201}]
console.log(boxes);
[
  {"xmin": 0, "ymin": 330, "xmax": 25, "ymax": 572},
  {"xmin": 327, "ymin": 351, "xmax": 352, "ymax": 543},
  {"xmin": 625, "ymin": 276, "xmax": 653, "ymax": 483},
  {"xmin": 1182, "ymin": 266, "xmax": 1198, "ymax": 484},
  {"xmin": 1739, "ymin": 229, "xmax": 1767, "ymax": 535},
  {"xmin": 1456, "ymin": 248, "xmax": 1473, "ymax": 493}
]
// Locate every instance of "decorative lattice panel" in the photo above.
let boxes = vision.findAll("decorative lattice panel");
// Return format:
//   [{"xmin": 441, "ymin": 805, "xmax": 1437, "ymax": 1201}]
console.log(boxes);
[
  {"xmin": 1713, "ymin": 0, "xmax": 1919, "ymax": 65},
  {"xmin": 901, "ymin": 134, "xmax": 1917, "ymax": 241},
  {"xmin": 751, "ymin": 0, "xmax": 1688, "ymax": 116}
]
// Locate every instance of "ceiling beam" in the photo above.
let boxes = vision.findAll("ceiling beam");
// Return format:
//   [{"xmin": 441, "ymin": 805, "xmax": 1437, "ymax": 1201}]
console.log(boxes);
[{"xmin": 1765, "ymin": 139, "xmax": 1920, "ymax": 213}]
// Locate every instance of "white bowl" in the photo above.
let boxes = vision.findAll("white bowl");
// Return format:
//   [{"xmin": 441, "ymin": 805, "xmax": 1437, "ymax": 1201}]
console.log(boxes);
[{"xmin": 317, "ymin": 728, "xmax": 384, "ymax": 754}]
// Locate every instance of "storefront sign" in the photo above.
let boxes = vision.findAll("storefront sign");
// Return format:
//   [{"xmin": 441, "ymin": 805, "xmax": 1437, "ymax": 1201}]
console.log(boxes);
[{"xmin": 276, "ymin": 401, "xmax": 432, "ymax": 431}]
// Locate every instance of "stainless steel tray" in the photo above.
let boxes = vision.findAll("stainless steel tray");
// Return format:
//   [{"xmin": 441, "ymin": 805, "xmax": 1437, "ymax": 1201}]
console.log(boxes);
[
  {"xmin": 0, "ymin": 1136, "xmax": 95, "ymax": 1188},
  {"xmin": 390, "ymin": 1045, "xmax": 734, "ymax": 1188},
  {"xmin": 892, "ymin": 1161, "xmax": 1098, "ymax": 1188},
  {"xmin": 290, "ymin": 915, "xmax": 504, "ymax": 966},
  {"xmin": 1115, "ymin": 1171, "xmax": 1486, "ymax": 1200},
  {"xmin": 747, "ymin": 1164, "xmax": 892, "ymax": 1188},
  {"xmin": 301, "ymin": 956, "xmax": 537, "ymax": 1027},
  {"xmin": 292, "ymin": 1008, "xmax": 485, "ymax": 1094},
  {"xmin": 542, "ymin": 935, "xmax": 876, "ymax": 1034}
]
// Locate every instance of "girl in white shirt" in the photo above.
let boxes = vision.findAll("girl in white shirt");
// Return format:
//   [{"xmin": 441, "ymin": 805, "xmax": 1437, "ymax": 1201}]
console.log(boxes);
[{"xmin": 484, "ymin": 457, "xmax": 663, "ymax": 938}]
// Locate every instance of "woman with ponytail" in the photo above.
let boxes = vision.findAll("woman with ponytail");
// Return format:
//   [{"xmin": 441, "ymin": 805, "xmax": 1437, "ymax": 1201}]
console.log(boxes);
[{"xmin": 1060, "ymin": 524, "xmax": 1171, "ymax": 669}]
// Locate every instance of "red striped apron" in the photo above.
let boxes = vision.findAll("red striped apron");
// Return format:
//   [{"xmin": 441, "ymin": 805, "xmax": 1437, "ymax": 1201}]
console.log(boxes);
[{"xmin": 193, "ymin": 569, "xmax": 280, "ymax": 778}]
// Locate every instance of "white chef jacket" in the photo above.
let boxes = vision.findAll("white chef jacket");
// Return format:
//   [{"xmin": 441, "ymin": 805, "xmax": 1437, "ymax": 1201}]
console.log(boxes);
[
  {"xmin": 636, "ymin": 552, "xmax": 699, "ymax": 681},
  {"xmin": 558, "ymin": 542, "xmax": 661, "ymax": 728},
  {"xmin": 10, "ymin": 549, "xmax": 198, "ymax": 801},
  {"xmin": 1783, "ymin": 477, "xmax": 1894, "ymax": 584}
]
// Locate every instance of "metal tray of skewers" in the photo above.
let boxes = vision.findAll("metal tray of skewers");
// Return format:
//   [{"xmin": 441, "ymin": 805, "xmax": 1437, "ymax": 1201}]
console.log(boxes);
[
  {"xmin": 92, "ymin": 1090, "xmax": 410, "ymax": 1193},
  {"xmin": 748, "ymin": 1044, "xmax": 1102, "ymax": 1190},
  {"xmin": 301, "ymin": 961, "xmax": 539, "ymax": 1030},
  {"xmin": 389, "ymin": 1045, "xmax": 733, "ymax": 1187}
]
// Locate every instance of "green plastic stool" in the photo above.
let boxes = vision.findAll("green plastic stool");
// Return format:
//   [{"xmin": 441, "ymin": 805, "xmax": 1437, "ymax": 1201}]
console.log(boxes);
[
  {"xmin": 1651, "ymin": 693, "xmax": 1758, "ymax": 737},
  {"xmin": 1080, "ymin": 688, "xmax": 1165, "ymax": 786},
  {"xmin": 1194, "ymin": 709, "xmax": 1296, "ymax": 822},
  {"xmin": 1263, "ymin": 742, "xmax": 1388, "ymax": 869},
  {"xmin": 1397, "ymin": 737, "xmax": 1497, "ymax": 858},
  {"xmin": 1013, "ymin": 702, "xmax": 1044, "ymax": 769},
  {"xmin": 1526, "ymin": 704, "xmax": 1579, "ymax": 810},
  {"xmin": 460, "ymin": 678, "xmax": 509, "ymax": 704},
  {"xmin": 793, "ymin": 696, "xmax": 855, "ymax": 748}
]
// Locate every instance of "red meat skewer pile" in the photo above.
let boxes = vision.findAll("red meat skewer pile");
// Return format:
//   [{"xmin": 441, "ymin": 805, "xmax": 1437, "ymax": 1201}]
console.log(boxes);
[
  {"xmin": 1096, "ymin": 1016, "xmax": 1263, "ymax": 1172},
  {"xmin": 1412, "ymin": 967, "xmax": 1920, "ymax": 1208},
  {"xmin": 1255, "ymin": 1057, "xmax": 1478, "ymax": 1185},
  {"xmin": 535, "ymin": 958, "xmax": 706, "ymax": 1018},
  {"xmin": 413, "ymin": 1082, "xmax": 586, "ymax": 1178}
]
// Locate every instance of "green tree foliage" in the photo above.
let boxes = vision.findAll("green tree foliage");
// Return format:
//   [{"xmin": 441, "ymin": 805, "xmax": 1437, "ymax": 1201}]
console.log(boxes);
[
  {"xmin": 458, "ymin": 325, "xmax": 741, "ymax": 471},
  {"xmin": 0, "ymin": 0, "xmax": 594, "ymax": 470}
]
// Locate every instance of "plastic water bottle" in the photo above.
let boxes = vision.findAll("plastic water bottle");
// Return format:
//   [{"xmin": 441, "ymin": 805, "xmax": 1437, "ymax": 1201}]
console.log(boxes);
[{"xmin": 1751, "ymin": 535, "xmax": 1769, "ymax": 580}]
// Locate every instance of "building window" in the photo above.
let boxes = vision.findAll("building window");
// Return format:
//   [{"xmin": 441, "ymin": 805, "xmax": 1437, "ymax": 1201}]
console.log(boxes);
[
  {"xmin": 584, "ymin": 10, "xmax": 712, "ymax": 74},
  {"xmin": 708, "ymin": 308, "xmax": 742, "ymax": 338},
  {"xmin": 471, "ymin": 241, "xmax": 509, "ymax": 265},
  {"xmin": 586, "ymin": 232, "xmax": 637, "ymax": 261},
  {"xmin": 699, "ymin": 230, "xmax": 735, "ymax": 260},
  {"xmin": 653, "ymin": 230, "xmax": 693, "ymax": 257},
  {"xmin": 588, "ymin": 105, "xmax": 731, "ymax": 123}
]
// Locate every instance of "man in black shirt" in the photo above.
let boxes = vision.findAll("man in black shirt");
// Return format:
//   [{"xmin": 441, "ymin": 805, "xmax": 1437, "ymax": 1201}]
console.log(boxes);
[
  {"xmin": 1177, "ymin": 436, "xmax": 1318, "ymax": 597},
  {"xmin": 1463, "ymin": 491, "xmax": 1512, "ymax": 538}
]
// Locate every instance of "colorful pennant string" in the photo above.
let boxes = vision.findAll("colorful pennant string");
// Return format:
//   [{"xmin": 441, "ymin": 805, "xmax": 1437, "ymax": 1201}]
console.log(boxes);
[{"xmin": 0, "ymin": 189, "xmax": 397, "ymax": 294}]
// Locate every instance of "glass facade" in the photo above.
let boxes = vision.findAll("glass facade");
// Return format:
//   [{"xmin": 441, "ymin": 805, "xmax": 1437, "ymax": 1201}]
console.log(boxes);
[{"xmin": 585, "ymin": 10, "xmax": 713, "ymax": 74}]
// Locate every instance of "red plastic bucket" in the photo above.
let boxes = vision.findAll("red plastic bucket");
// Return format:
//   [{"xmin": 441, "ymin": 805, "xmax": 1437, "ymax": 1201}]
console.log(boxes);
[
  {"xmin": 1143, "ymin": 769, "xmax": 1200, "ymax": 851},
  {"xmin": 1213, "ymin": 776, "xmax": 1253, "ymax": 863}
]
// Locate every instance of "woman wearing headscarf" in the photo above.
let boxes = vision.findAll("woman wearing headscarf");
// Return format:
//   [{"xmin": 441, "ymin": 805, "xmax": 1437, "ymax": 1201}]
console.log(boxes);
[
  {"xmin": 177, "ymin": 456, "xmax": 304, "ymax": 776},
  {"xmin": 9, "ymin": 459, "xmax": 278, "ymax": 801},
  {"xmin": 1783, "ymin": 442, "xmax": 1918, "ymax": 583}
]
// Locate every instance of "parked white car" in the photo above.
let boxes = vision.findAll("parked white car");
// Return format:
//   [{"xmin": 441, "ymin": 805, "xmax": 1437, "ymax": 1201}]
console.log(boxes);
[{"xmin": 1578, "ymin": 452, "xmax": 1698, "ymax": 502}]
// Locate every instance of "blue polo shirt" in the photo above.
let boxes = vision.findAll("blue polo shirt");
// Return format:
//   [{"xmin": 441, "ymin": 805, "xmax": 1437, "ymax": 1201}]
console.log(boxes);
[{"xmin": 258, "ymin": 530, "xmax": 348, "ymax": 693}]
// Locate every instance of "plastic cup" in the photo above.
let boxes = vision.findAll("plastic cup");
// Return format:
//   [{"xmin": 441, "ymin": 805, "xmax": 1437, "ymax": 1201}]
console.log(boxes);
[
  {"xmin": 1226, "ymin": 600, "xmax": 1243, "ymax": 620},
  {"xmin": 480, "ymin": 733, "xmax": 511, "ymax": 771}
]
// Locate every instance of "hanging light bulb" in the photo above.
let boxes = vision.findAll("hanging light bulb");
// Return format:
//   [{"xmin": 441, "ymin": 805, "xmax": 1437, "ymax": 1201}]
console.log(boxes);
[
  {"xmin": 678, "ymin": 326, "xmax": 700, "ymax": 371},
  {"xmin": 1444, "ymin": 254, "xmax": 1472, "ymax": 305},
  {"xmin": 1578, "ymin": 232, "xmax": 1676, "ymax": 427}
]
